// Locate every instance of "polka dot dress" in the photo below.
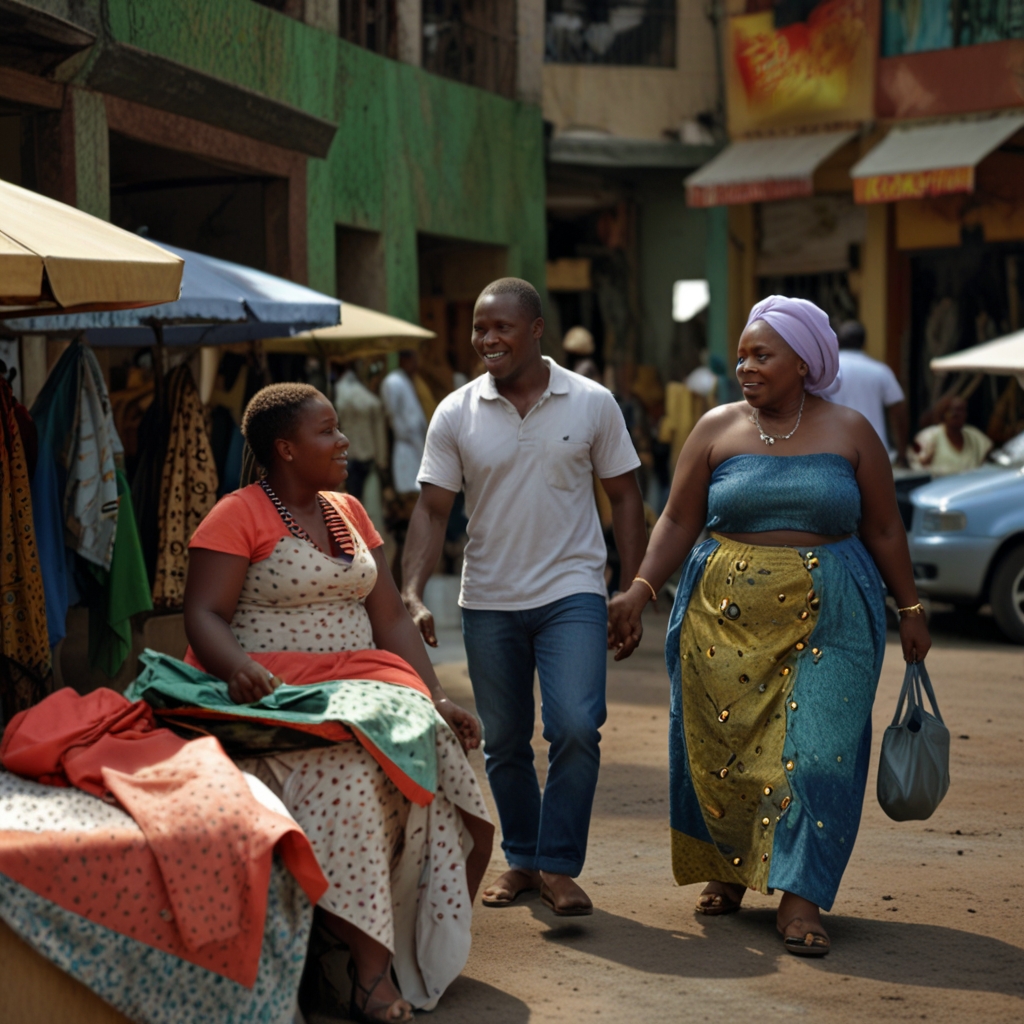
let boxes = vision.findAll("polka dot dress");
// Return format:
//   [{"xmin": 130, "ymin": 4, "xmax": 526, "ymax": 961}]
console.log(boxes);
[{"xmin": 230, "ymin": 511, "xmax": 491, "ymax": 1010}]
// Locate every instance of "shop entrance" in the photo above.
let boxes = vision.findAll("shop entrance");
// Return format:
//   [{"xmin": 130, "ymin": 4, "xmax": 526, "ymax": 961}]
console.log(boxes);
[
  {"xmin": 416, "ymin": 233, "xmax": 507, "ymax": 398},
  {"xmin": 907, "ymin": 239, "xmax": 1024, "ymax": 438}
]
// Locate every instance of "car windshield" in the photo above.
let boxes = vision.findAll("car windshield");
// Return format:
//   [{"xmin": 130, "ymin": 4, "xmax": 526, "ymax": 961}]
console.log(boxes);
[{"xmin": 991, "ymin": 428, "xmax": 1024, "ymax": 468}]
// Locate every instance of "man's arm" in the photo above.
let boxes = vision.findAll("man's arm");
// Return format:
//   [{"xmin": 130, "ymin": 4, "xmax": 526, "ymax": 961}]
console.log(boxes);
[
  {"xmin": 400, "ymin": 482, "xmax": 458, "ymax": 646},
  {"xmin": 887, "ymin": 400, "xmax": 909, "ymax": 467},
  {"xmin": 600, "ymin": 470, "xmax": 648, "ymax": 592}
]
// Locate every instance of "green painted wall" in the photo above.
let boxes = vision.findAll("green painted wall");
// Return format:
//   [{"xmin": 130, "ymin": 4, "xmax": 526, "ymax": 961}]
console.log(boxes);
[
  {"xmin": 636, "ymin": 172, "xmax": 710, "ymax": 378},
  {"xmin": 101, "ymin": 0, "xmax": 547, "ymax": 319}
]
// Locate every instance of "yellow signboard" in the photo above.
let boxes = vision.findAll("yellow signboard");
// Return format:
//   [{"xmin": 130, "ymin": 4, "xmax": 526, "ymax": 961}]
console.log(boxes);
[
  {"xmin": 726, "ymin": 0, "xmax": 878, "ymax": 136},
  {"xmin": 854, "ymin": 166, "xmax": 976, "ymax": 203}
]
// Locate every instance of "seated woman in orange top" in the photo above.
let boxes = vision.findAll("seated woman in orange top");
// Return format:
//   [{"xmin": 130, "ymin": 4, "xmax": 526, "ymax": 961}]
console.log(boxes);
[{"xmin": 184, "ymin": 383, "xmax": 491, "ymax": 1024}]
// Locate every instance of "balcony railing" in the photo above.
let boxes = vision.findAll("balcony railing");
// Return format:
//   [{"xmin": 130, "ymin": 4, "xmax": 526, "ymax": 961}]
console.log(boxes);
[
  {"xmin": 422, "ymin": 0, "xmax": 518, "ymax": 98},
  {"xmin": 545, "ymin": 1, "xmax": 676, "ymax": 66}
]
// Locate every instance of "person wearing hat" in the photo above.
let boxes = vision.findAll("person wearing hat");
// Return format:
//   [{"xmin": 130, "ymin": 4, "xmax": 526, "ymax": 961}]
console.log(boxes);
[{"xmin": 609, "ymin": 295, "xmax": 930, "ymax": 958}]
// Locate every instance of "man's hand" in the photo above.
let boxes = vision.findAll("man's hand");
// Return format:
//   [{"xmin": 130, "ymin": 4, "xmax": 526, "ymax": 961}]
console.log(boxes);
[
  {"xmin": 227, "ymin": 658, "xmax": 283, "ymax": 704},
  {"xmin": 434, "ymin": 697, "xmax": 481, "ymax": 752},
  {"xmin": 402, "ymin": 591, "xmax": 438, "ymax": 647},
  {"xmin": 608, "ymin": 585, "xmax": 649, "ymax": 661}
]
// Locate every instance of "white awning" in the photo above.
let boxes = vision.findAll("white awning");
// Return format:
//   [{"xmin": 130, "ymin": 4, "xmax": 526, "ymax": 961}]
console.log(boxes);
[
  {"xmin": 931, "ymin": 330, "xmax": 1024, "ymax": 384},
  {"xmin": 685, "ymin": 130, "xmax": 856, "ymax": 208},
  {"xmin": 851, "ymin": 114, "xmax": 1024, "ymax": 203}
]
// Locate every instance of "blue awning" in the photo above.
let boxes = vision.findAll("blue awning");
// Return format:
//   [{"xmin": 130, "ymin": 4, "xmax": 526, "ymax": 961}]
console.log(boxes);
[{"xmin": 13, "ymin": 242, "xmax": 341, "ymax": 346}]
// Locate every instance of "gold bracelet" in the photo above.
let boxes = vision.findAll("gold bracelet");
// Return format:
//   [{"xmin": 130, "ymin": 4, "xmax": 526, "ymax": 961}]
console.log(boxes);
[
  {"xmin": 633, "ymin": 576, "xmax": 658, "ymax": 603},
  {"xmin": 898, "ymin": 602, "xmax": 924, "ymax": 616}
]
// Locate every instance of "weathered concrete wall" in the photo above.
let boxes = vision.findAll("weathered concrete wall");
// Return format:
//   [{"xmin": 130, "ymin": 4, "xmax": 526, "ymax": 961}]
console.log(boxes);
[
  {"xmin": 542, "ymin": 0, "xmax": 717, "ymax": 141},
  {"xmin": 96, "ymin": 0, "xmax": 546, "ymax": 316}
]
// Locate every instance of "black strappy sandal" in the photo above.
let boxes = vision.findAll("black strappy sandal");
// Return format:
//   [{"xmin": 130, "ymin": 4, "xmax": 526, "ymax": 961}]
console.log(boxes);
[
  {"xmin": 777, "ymin": 917, "xmax": 831, "ymax": 957},
  {"xmin": 346, "ymin": 959, "xmax": 412, "ymax": 1023},
  {"xmin": 695, "ymin": 882, "xmax": 745, "ymax": 916}
]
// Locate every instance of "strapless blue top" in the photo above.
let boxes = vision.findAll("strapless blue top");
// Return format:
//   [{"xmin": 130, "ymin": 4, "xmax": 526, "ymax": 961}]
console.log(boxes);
[{"xmin": 705, "ymin": 453, "xmax": 861, "ymax": 535}]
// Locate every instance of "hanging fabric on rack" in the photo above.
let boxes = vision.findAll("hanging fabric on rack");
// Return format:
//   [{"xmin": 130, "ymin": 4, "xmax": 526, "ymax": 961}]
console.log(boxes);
[
  {"xmin": 85, "ymin": 470, "xmax": 153, "ymax": 676},
  {"xmin": 0, "ymin": 376, "xmax": 52, "ymax": 726},
  {"xmin": 151, "ymin": 365, "xmax": 218, "ymax": 610},
  {"xmin": 31, "ymin": 341, "xmax": 151, "ymax": 676}
]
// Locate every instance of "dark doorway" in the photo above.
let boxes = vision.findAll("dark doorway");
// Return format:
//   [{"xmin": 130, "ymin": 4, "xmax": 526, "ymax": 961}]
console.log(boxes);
[{"xmin": 109, "ymin": 133, "xmax": 288, "ymax": 272}]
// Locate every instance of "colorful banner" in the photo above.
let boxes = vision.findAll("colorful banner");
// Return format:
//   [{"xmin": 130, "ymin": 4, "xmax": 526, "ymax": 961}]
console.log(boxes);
[
  {"xmin": 726, "ymin": 0, "xmax": 878, "ymax": 136},
  {"xmin": 854, "ymin": 166, "xmax": 975, "ymax": 203}
]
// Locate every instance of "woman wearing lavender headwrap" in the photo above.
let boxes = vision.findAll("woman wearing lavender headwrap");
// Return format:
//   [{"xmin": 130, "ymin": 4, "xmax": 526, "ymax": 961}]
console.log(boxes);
[{"xmin": 608, "ymin": 295, "xmax": 930, "ymax": 957}]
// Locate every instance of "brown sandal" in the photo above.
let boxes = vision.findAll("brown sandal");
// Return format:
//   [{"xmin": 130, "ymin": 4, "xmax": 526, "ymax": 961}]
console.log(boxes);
[
  {"xmin": 695, "ymin": 882, "xmax": 744, "ymax": 916},
  {"xmin": 777, "ymin": 917, "xmax": 831, "ymax": 957}
]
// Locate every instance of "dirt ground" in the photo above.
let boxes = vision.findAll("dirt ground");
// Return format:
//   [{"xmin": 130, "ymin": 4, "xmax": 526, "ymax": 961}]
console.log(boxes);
[{"xmin": 427, "ymin": 608, "xmax": 1024, "ymax": 1024}]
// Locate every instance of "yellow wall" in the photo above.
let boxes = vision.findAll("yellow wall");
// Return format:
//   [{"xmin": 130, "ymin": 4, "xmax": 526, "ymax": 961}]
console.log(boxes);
[
  {"xmin": 860, "ymin": 204, "xmax": 889, "ymax": 364},
  {"xmin": 542, "ymin": 0, "xmax": 717, "ymax": 140}
]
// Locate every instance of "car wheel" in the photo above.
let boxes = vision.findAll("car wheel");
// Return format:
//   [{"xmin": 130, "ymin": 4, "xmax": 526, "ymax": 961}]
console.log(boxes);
[{"xmin": 991, "ymin": 544, "xmax": 1024, "ymax": 644}]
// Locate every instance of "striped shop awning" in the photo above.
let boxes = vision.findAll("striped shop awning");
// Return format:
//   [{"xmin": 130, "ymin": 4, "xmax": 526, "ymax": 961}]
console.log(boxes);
[
  {"xmin": 684, "ymin": 130, "xmax": 856, "ymax": 208},
  {"xmin": 851, "ymin": 114, "xmax": 1024, "ymax": 204}
]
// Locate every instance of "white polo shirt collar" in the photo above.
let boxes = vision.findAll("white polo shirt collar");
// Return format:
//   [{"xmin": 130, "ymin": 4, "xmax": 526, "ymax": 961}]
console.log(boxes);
[{"xmin": 479, "ymin": 356, "xmax": 571, "ymax": 406}]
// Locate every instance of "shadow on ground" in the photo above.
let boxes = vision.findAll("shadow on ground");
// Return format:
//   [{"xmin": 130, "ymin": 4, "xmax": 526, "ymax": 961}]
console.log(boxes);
[
  {"xmin": 523, "ymin": 901, "xmax": 1024, "ymax": 998},
  {"xmin": 428, "ymin": 974, "xmax": 531, "ymax": 1023}
]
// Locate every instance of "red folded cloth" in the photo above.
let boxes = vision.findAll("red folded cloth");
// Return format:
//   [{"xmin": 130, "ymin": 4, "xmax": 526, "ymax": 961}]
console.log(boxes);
[{"xmin": 0, "ymin": 688, "xmax": 327, "ymax": 986}]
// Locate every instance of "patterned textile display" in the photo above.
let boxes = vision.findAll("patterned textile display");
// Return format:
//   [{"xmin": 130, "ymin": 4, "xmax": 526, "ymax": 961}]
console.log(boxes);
[
  {"xmin": 0, "ymin": 773, "xmax": 313, "ymax": 1024},
  {"xmin": 64, "ymin": 344, "xmax": 123, "ymax": 569},
  {"xmin": 129, "ymin": 649, "xmax": 440, "ymax": 806},
  {"xmin": 666, "ymin": 454, "xmax": 886, "ymax": 912},
  {"xmin": 151, "ymin": 365, "xmax": 218, "ymax": 609},
  {"xmin": 84, "ymin": 469, "xmax": 153, "ymax": 676},
  {"xmin": 0, "ymin": 687, "xmax": 327, "ymax": 986},
  {"xmin": 0, "ymin": 377, "xmax": 51, "ymax": 726}
]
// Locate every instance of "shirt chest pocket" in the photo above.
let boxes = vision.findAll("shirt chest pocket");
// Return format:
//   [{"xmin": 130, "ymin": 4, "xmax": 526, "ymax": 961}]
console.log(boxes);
[{"xmin": 543, "ymin": 439, "xmax": 592, "ymax": 492}]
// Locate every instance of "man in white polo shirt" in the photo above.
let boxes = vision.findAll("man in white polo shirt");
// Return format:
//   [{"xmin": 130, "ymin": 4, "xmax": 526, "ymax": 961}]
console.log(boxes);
[{"xmin": 402, "ymin": 278, "xmax": 647, "ymax": 917}]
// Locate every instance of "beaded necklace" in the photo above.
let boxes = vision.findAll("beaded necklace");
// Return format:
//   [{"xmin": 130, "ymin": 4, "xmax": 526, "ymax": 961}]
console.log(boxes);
[{"xmin": 259, "ymin": 480, "xmax": 355, "ymax": 561}]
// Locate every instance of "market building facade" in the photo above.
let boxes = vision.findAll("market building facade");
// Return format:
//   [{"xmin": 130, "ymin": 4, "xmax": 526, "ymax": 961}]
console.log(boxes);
[
  {"xmin": 0, "ymin": 0, "xmax": 547, "ymax": 405},
  {"xmin": 687, "ymin": 0, "xmax": 1024, "ymax": 429}
]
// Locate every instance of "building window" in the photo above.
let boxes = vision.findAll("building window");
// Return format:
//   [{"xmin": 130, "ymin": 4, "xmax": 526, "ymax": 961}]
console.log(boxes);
[
  {"xmin": 545, "ymin": 1, "xmax": 676, "ymax": 66},
  {"xmin": 422, "ymin": 0, "xmax": 517, "ymax": 98},
  {"xmin": 882, "ymin": 0, "xmax": 1024, "ymax": 56},
  {"xmin": 340, "ymin": 0, "xmax": 398, "ymax": 56}
]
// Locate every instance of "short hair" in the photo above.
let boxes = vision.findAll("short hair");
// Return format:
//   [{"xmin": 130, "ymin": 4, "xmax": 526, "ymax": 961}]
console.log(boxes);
[
  {"xmin": 241, "ymin": 382, "xmax": 322, "ymax": 467},
  {"xmin": 477, "ymin": 277, "xmax": 542, "ymax": 321},
  {"xmin": 837, "ymin": 320, "xmax": 866, "ymax": 350}
]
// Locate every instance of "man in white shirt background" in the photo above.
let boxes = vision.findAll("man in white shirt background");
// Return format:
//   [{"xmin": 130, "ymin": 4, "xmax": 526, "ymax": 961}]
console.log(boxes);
[
  {"xmin": 401, "ymin": 278, "xmax": 648, "ymax": 919},
  {"xmin": 830, "ymin": 320, "xmax": 909, "ymax": 465},
  {"xmin": 380, "ymin": 350, "xmax": 429, "ymax": 581},
  {"xmin": 333, "ymin": 363, "xmax": 388, "ymax": 500}
]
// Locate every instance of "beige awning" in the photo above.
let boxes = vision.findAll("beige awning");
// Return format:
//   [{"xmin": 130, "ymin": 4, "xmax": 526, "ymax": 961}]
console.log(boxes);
[
  {"xmin": 931, "ymin": 331, "xmax": 1024, "ymax": 385},
  {"xmin": 0, "ymin": 178, "xmax": 183, "ymax": 315},
  {"xmin": 851, "ymin": 114, "xmax": 1024, "ymax": 204},
  {"xmin": 263, "ymin": 303, "xmax": 435, "ymax": 360},
  {"xmin": 685, "ymin": 131, "xmax": 856, "ymax": 208}
]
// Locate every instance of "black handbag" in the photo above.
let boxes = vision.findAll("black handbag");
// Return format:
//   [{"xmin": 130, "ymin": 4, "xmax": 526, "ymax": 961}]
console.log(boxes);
[{"xmin": 877, "ymin": 661, "xmax": 950, "ymax": 821}]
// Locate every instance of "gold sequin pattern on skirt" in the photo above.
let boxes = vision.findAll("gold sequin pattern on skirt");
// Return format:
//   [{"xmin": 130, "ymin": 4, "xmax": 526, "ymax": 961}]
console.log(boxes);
[{"xmin": 672, "ymin": 534, "xmax": 819, "ymax": 894}]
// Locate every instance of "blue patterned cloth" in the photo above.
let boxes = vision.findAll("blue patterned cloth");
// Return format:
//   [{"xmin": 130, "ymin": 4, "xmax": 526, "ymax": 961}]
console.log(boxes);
[
  {"xmin": 0, "ymin": 859, "xmax": 311, "ymax": 1024},
  {"xmin": 666, "ymin": 453, "xmax": 887, "ymax": 911},
  {"xmin": 706, "ymin": 454, "xmax": 861, "ymax": 536}
]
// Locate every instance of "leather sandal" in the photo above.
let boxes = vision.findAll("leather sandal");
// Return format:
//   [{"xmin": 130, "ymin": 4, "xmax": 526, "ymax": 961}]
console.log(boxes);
[
  {"xmin": 695, "ymin": 882, "xmax": 744, "ymax": 916},
  {"xmin": 540, "ymin": 880, "xmax": 593, "ymax": 917},
  {"xmin": 481, "ymin": 869, "xmax": 539, "ymax": 908},
  {"xmin": 347, "ymin": 959, "xmax": 412, "ymax": 1023},
  {"xmin": 777, "ymin": 917, "xmax": 831, "ymax": 957}
]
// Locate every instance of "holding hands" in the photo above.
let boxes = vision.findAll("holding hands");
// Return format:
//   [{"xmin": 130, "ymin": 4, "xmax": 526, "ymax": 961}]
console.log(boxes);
[{"xmin": 608, "ymin": 580, "xmax": 653, "ymax": 661}]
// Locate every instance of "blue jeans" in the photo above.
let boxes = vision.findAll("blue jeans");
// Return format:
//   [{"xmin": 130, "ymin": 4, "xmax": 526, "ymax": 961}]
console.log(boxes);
[{"xmin": 461, "ymin": 593, "xmax": 607, "ymax": 877}]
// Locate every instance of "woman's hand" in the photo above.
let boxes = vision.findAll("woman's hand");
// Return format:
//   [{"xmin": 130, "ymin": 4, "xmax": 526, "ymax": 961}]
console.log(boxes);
[
  {"xmin": 608, "ymin": 584, "xmax": 649, "ymax": 661},
  {"xmin": 227, "ymin": 658, "xmax": 283, "ymax": 704},
  {"xmin": 899, "ymin": 613, "xmax": 931, "ymax": 663},
  {"xmin": 434, "ymin": 696, "xmax": 481, "ymax": 752}
]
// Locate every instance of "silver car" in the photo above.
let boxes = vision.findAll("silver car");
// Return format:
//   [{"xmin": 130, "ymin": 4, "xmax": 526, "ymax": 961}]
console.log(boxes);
[{"xmin": 907, "ymin": 442, "xmax": 1024, "ymax": 643}]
